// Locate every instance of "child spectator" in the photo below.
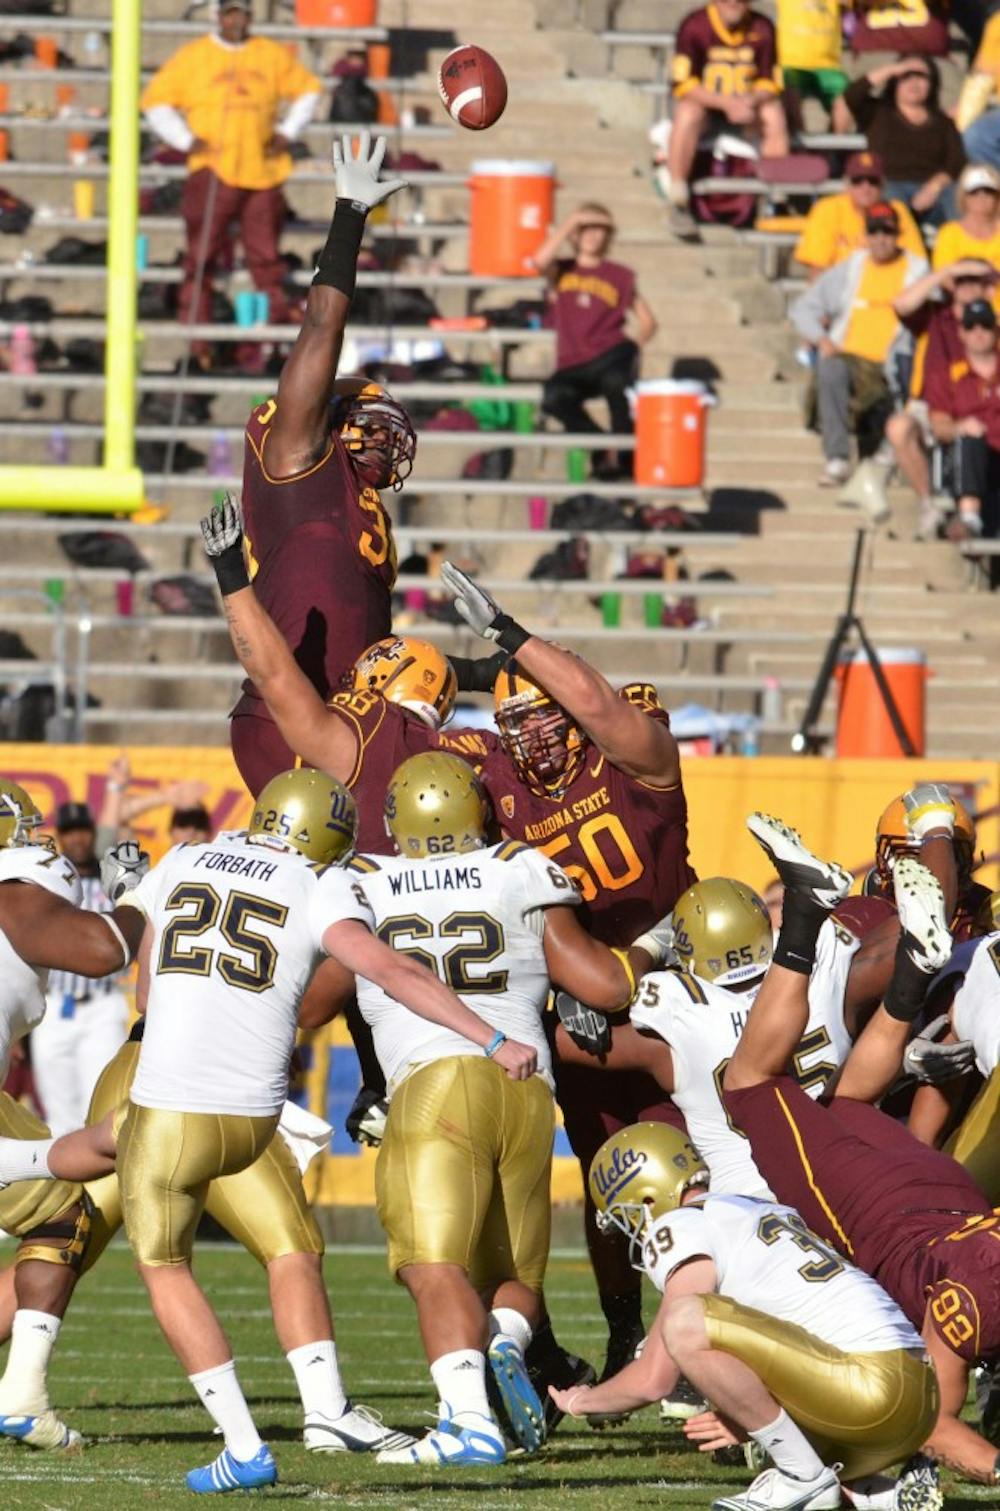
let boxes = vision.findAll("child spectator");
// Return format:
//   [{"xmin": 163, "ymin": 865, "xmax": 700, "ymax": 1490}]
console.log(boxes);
[
  {"xmin": 790, "ymin": 201, "xmax": 929, "ymax": 485},
  {"xmin": 958, "ymin": 7, "xmax": 1000, "ymax": 169},
  {"xmin": 933, "ymin": 164, "xmax": 1000, "ymax": 308},
  {"xmin": 532, "ymin": 205, "xmax": 657, "ymax": 481},
  {"xmin": 850, "ymin": 0, "xmax": 951, "ymax": 58},
  {"xmin": 795, "ymin": 150, "xmax": 925, "ymax": 280},
  {"xmin": 842, "ymin": 57, "xmax": 966, "ymax": 228},
  {"xmin": 776, "ymin": 0, "xmax": 851, "ymax": 131},
  {"xmin": 925, "ymin": 297, "xmax": 1000, "ymax": 555},
  {"xmin": 664, "ymin": 0, "xmax": 789, "ymax": 240}
]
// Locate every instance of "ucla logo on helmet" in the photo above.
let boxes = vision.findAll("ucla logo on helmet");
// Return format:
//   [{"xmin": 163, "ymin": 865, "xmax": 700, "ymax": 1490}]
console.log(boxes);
[
  {"xmin": 327, "ymin": 789, "xmax": 354, "ymax": 836},
  {"xmin": 591, "ymin": 1145, "xmax": 647, "ymax": 1203}
]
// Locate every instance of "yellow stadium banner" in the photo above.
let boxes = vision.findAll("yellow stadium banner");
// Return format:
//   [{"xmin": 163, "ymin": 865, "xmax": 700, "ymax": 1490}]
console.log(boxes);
[{"xmin": 4, "ymin": 743, "xmax": 997, "ymax": 1206}]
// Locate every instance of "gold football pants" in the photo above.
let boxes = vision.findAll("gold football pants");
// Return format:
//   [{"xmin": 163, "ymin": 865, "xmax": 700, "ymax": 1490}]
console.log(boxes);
[
  {"xmin": 376, "ymin": 1056, "xmax": 554, "ymax": 1293},
  {"xmin": 81, "ymin": 1039, "xmax": 323, "ymax": 1272},
  {"xmin": 947, "ymin": 1065, "xmax": 1000, "ymax": 1206},
  {"xmin": 117, "ymin": 1100, "xmax": 279, "ymax": 1267},
  {"xmin": 702, "ymin": 1294, "xmax": 939, "ymax": 1481},
  {"xmin": 0, "ymin": 1089, "xmax": 83, "ymax": 1235}
]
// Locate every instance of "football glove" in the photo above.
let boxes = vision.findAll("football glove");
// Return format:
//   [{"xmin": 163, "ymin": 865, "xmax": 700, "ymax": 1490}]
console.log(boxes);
[
  {"xmin": 333, "ymin": 131, "xmax": 407, "ymax": 212},
  {"xmin": 555, "ymin": 991, "xmax": 611, "ymax": 1058},
  {"xmin": 200, "ymin": 492, "xmax": 249, "ymax": 597},
  {"xmin": 902, "ymin": 1014, "xmax": 976, "ymax": 1084},
  {"xmin": 632, "ymin": 911, "xmax": 677, "ymax": 969},
  {"xmin": 903, "ymin": 782, "xmax": 957, "ymax": 841},
  {"xmin": 439, "ymin": 561, "xmax": 531, "ymax": 654},
  {"xmin": 345, "ymin": 1086, "xmax": 388, "ymax": 1147},
  {"xmin": 101, "ymin": 840, "xmax": 150, "ymax": 905}
]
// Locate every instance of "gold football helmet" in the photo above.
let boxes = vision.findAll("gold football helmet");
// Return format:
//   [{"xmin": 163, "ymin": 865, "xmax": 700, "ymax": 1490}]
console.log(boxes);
[
  {"xmin": 330, "ymin": 376, "xmax": 416, "ymax": 491},
  {"xmin": 589, "ymin": 1122, "xmax": 708, "ymax": 1264},
  {"xmin": 249, "ymin": 768, "xmax": 357, "ymax": 866},
  {"xmin": 385, "ymin": 752, "xmax": 489, "ymax": 859},
  {"xmin": 350, "ymin": 636, "xmax": 457, "ymax": 731},
  {"xmin": 875, "ymin": 791, "xmax": 977, "ymax": 886},
  {"xmin": 0, "ymin": 780, "xmax": 43, "ymax": 849},
  {"xmin": 671, "ymin": 877, "xmax": 772, "ymax": 987},
  {"xmin": 493, "ymin": 660, "xmax": 586, "ymax": 798}
]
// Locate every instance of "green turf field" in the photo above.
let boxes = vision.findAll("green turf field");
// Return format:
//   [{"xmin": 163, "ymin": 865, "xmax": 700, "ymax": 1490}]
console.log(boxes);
[{"xmin": 0, "ymin": 1241, "xmax": 993, "ymax": 1510}]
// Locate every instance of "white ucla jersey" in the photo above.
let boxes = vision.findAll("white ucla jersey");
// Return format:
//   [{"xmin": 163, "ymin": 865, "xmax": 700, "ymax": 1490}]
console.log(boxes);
[
  {"xmin": 641, "ymin": 1194, "xmax": 923, "ymax": 1356},
  {"xmin": 631, "ymin": 918, "xmax": 856, "ymax": 1198},
  {"xmin": 350, "ymin": 839, "xmax": 578, "ymax": 1093},
  {"xmin": 949, "ymin": 933, "xmax": 1000, "ymax": 1077},
  {"xmin": 0, "ymin": 843, "xmax": 81, "ymax": 1079},
  {"xmin": 129, "ymin": 831, "xmax": 370, "ymax": 1116}
]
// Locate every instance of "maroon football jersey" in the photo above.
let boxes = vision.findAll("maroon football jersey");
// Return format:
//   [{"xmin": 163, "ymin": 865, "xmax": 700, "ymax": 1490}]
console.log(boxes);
[
  {"xmin": 233, "ymin": 397, "xmax": 397, "ymax": 720},
  {"xmin": 479, "ymin": 706, "xmax": 696, "ymax": 947},
  {"xmin": 672, "ymin": 4, "xmax": 780, "ymax": 100},
  {"xmin": 329, "ymin": 690, "xmax": 499, "ymax": 854}
]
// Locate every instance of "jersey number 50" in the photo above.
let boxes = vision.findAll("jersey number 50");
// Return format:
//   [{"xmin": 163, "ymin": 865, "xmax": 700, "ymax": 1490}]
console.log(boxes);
[{"xmin": 540, "ymin": 813, "xmax": 643, "ymax": 903}]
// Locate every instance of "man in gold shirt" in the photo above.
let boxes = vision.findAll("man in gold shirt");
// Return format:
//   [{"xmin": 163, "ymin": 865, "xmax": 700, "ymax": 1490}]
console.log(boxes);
[
  {"xmin": 795, "ymin": 151, "xmax": 924, "ymax": 281},
  {"xmin": 790, "ymin": 201, "xmax": 929, "ymax": 485},
  {"xmin": 141, "ymin": 0, "xmax": 320, "ymax": 339},
  {"xmin": 776, "ymin": 0, "xmax": 850, "ymax": 129}
]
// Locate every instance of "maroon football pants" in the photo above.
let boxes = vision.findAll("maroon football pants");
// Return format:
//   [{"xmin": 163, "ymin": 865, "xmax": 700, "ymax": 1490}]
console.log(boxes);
[{"xmin": 180, "ymin": 168, "xmax": 291, "ymax": 330}]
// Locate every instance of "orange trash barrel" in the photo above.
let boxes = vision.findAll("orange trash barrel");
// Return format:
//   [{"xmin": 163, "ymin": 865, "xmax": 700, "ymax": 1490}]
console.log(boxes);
[
  {"xmin": 634, "ymin": 379, "xmax": 710, "ymax": 487},
  {"xmin": 469, "ymin": 160, "xmax": 555, "ymax": 277},
  {"xmin": 296, "ymin": 0, "xmax": 376, "ymax": 24},
  {"xmin": 836, "ymin": 646, "xmax": 927, "ymax": 757}
]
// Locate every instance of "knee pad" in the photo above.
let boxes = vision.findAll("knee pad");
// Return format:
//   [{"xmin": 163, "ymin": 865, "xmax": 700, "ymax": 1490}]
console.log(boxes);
[{"xmin": 15, "ymin": 1193, "xmax": 92, "ymax": 1274}]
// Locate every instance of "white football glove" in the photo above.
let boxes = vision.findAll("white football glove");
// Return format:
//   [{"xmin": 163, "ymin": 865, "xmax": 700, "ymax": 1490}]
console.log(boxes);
[
  {"xmin": 902, "ymin": 1014, "xmax": 976, "ymax": 1084},
  {"xmin": 555, "ymin": 992, "xmax": 611, "ymax": 1057},
  {"xmin": 903, "ymin": 782, "xmax": 957, "ymax": 841},
  {"xmin": 333, "ymin": 131, "xmax": 407, "ymax": 211},
  {"xmin": 101, "ymin": 840, "xmax": 150, "ymax": 905},
  {"xmin": 200, "ymin": 492, "xmax": 243, "ymax": 558},
  {"xmin": 439, "ymin": 561, "xmax": 507, "ymax": 639},
  {"xmin": 633, "ymin": 911, "xmax": 678, "ymax": 969}
]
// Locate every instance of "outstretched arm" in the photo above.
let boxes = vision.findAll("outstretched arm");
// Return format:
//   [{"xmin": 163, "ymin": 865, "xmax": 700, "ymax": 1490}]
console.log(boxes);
[
  {"xmin": 439, "ymin": 561, "xmax": 680, "ymax": 786},
  {"xmin": 264, "ymin": 132, "xmax": 407, "ymax": 478},
  {"xmin": 0, "ymin": 886, "xmax": 146, "ymax": 977},
  {"xmin": 201, "ymin": 496, "xmax": 357, "ymax": 781}
]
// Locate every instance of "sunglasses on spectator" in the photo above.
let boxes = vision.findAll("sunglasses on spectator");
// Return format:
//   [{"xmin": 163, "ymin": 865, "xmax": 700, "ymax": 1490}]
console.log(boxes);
[
  {"xmin": 964, "ymin": 315, "xmax": 997, "ymax": 332},
  {"xmin": 898, "ymin": 69, "xmax": 930, "ymax": 83},
  {"xmin": 866, "ymin": 225, "xmax": 898, "ymax": 236},
  {"xmin": 850, "ymin": 174, "xmax": 882, "ymax": 186}
]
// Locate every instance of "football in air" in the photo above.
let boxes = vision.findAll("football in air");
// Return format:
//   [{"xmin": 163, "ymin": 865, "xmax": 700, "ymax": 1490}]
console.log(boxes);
[{"xmin": 437, "ymin": 44, "xmax": 508, "ymax": 130}]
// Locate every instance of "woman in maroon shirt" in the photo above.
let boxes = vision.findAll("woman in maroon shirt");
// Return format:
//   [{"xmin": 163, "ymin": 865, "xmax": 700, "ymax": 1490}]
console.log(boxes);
[{"xmin": 532, "ymin": 203, "xmax": 657, "ymax": 481}]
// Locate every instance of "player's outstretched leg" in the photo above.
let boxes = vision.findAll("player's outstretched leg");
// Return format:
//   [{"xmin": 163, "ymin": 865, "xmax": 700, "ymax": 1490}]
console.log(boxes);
[
  {"xmin": 486, "ymin": 1305, "xmax": 546, "ymax": 1453},
  {"xmin": 745, "ymin": 813, "xmax": 853, "ymax": 917}
]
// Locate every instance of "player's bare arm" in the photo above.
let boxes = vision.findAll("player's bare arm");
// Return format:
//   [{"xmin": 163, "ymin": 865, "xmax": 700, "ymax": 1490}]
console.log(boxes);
[
  {"xmin": 202, "ymin": 495, "xmax": 357, "ymax": 779},
  {"xmin": 322, "ymin": 918, "xmax": 538, "ymax": 1080},
  {"xmin": 922, "ymin": 1317, "xmax": 998, "ymax": 1481},
  {"xmin": 554, "ymin": 1016, "xmax": 675, "ymax": 1089},
  {"xmin": 0, "ymin": 883, "xmax": 145, "ymax": 978},
  {"xmin": 297, "ymin": 956, "xmax": 356, "ymax": 1032},
  {"xmin": 264, "ymin": 133, "xmax": 406, "ymax": 478},
  {"xmin": 541, "ymin": 905, "xmax": 659, "ymax": 1014},
  {"xmin": 440, "ymin": 560, "xmax": 681, "ymax": 786}
]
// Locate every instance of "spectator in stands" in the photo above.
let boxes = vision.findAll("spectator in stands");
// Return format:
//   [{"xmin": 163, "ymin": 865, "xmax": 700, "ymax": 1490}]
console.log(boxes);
[
  {"xmin": 29, "ymin": 803, "xmax": 128, "ymax": 1136},
  {"xmin": 794, "ymin": 150, "xmax": 925, "ymax": 281},
  {"xmin": 934, "ymin": 164, "xmax": 1000, "ymax": 291},
  {"xmin": 790, "ymin": 201, "xmax": 929, "ymax": 485},
  {"xmin": 850, "ymin": 0, "xmax": 951, "ymax": 58},
  {"xmin": 959, "ymin": 5, "xmax": 1000, "ymax": 169},
  {"xmin": 887, "ymin": 257, "xmax": 998, "ymax": 536},
  {"xmin": 96, "ymin": 751, "xmax": 211, "ymax": 852},
  {"xmin": 141, "ymin": 0, "xmax": 321, "ymax": 355},
  {"xmin": 664, "ymin": 0, "xmax": 789, "ymax": 240},
  {"xmin": 168, "ymin": 805, "xmax": 214, "ymax": 845},
  {"xmin": 776, "ymin": 0, "xmax": 852, "ymax": 131},
  {"xmin": 841, "ymin": 57, "xmax": 966, "ymax": 229},
  {"xmin": 925, "ymin": 297, "xmax": 1000, "ymax": 558},
  {"xmin": 532, "ymin": 205, "xmax": 657, "ymax": 481}
]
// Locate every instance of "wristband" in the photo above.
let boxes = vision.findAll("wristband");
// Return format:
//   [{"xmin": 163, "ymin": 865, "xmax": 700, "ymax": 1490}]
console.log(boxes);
[
  {"xmin": 484, "ymin": 1030, "xmax": 507, "ymax": 1059},
  {"xmin": 491, "ymin": 614, "xmax": 531, "ymax": 656},
  {"xmin": 103, "ymin": 914, "xmax": 132, "ymax": 969},
  {"xmin": 610, "ymin": 947, "xmax": 638, "ymax": 1003},
  {"xmin": 211, "ymin": 544, "xmax": 250, "ymax": 597},
  {"xmin": 312, "ymin": 198, "xmax": 367, "ymax": 298}
]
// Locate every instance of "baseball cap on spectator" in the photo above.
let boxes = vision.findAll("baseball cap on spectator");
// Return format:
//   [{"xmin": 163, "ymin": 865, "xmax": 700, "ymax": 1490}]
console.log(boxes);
[
  {"xmin": 961, "ymin": 299, "xmax": 997, "ymax": 331},
  {"xmin": 865, "ymin": 202, "xmax": 900, "ymax": 234},
  {"xmin": 55, "ymin": 801, "xmax": 95, "ymax": 833},
  {"xmin": 220, "ymin": 0, "xmax": 251, "ymax": 9},
  {"xmin": 846, "ymin": 151, "xmax": 885, "ymax": 183},
  {"xmin": 957, "ymin": 164, "xmax": 1000, "ymax": 212}
]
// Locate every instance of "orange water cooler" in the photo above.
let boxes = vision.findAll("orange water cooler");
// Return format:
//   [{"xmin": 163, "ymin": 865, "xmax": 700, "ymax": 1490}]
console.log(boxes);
[
  {"xmin": 296, "ymin": 0, "xmax": 376, "ymax": 23},
  {"xmin": 836, "ymin": 646, "xmax": 927, "ymax": 757},
  {"xmin": 469, "ymin": 160, "xmax": 555, "ymax": 277},
  {"xmin": 634, "ymin": 379, "xmax": 711, "ymax": 487}
]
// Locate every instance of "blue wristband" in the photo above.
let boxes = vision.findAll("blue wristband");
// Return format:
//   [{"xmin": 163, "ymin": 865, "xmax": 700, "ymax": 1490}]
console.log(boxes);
[{"xmin": 484, "ymin": 1030, "xmax": 506, "ymax": 1059}]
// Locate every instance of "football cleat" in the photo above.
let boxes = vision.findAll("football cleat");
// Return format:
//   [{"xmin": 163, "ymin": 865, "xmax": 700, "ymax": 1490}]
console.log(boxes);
[
  {"xmin": 376, "ymin": 1406, "xmax": 505, "ymax": 1466},
  {"xmin": 486, "ymin": 1338, "xmax": 546, "ymax": 1453},
  {"xmin": 977, "ymin": 1359, "xmax": 1000, "ymax": 1444},
  {"xmin": 524, "ymin": 1337, "xmax": 595, "ymax": 1435},
  {"xmin": 303, "ymin": 1403, "xmax": 416, "ymax": 1454},
  {"xmin": 0, "ymin": 1410, "xmax": 82, "ymax": 1452},
  {"xmin": 892, "ymin": 859, "xmax": 952, "ymax": 975},
  {"xmin": 660, "ymin": 1375, "xmax": 707, "ymax": 1422},
  {"xmin": 746, "ymin": 815, "xmax": 852, "ymax": 911},
  {"xmin": 893, "ymin": 1454, "xmax": 944, "ymax": 1511},
  {"xmin": 185, "ymin": 1444, "xmax": 277, "ymax": 1494},
  {"xmin": 712, "ymin": 1465, "xmax": 841, "ymax": 1511}
]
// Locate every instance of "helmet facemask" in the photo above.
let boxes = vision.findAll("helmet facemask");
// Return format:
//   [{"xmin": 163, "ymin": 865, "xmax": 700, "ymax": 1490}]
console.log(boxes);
[
  {"xmin": 338, "ymin": 394, "xmax": 416, "ymax": 493},
  {"xmin": 496, "ymin": 691, "xmax": 585, "ymax": 799}
]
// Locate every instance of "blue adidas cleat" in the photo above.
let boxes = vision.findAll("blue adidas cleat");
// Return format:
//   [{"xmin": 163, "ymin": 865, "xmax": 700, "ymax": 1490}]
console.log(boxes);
[
  {"xmin": 487, "ymin": 1338, "xmax": 546, "ymax": 1453},
  {"xmin": 0, "ymin": 1409, "xmax": 82, "ymax": 1451},
  {"xmin": 376, "ymin": 1406, "xmax": 505, "ymax": 1465},
  {"xmin": 186, "ymin": 1444, "xmax": 277, "ymax": 1493}
]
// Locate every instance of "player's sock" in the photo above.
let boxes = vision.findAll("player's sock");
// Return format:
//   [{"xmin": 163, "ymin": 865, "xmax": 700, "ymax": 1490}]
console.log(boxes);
[
  {"xmin": 488, "ymin": 1307, "xmax": 532, "ymax": 1355},
  {"xmin": 287, "ymin": 1339, "xmax": 348, "ymax": 1421},
  {"xmin": 884, "ymin": 944, "xmax": 932, "ymax": 1023},
  {"xmin": 0, "ymin": 1138, "xmax": 55, "ymax": 1185},
  {"xmin": 0, "ymin": 1310, "xmax": 59, "ymax": 1414},
  {"xmin": 772, "ymin": 892, "xmax": 828, "ymax": 976},
  {"xmin": 749, "ymin": 1408, "xmax": 825, "ymax": 1481},
  {"xmin": 430, "ymin": 1349, "xmax": 492, "ymax": 1426},
  {"xmin": 188, "ymin": 1360, "xmax": 262, "ymax": 1462}
]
